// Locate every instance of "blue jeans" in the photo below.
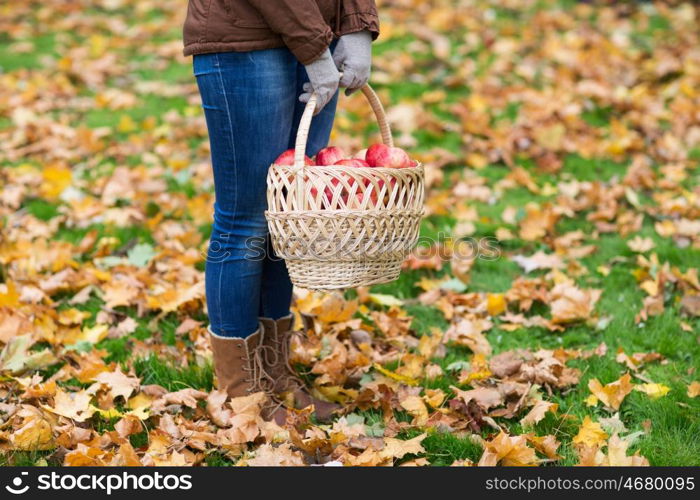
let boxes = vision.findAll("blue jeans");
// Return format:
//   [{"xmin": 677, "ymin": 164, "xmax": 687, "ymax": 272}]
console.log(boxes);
[{"xmin": 194, "ymin": 48, "xmax": 338, "ymax": 338}]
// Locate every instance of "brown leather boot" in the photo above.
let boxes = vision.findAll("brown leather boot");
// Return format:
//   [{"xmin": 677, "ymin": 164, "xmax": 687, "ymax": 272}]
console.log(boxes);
[
  {"xmin": 259, "ymin": 315, "xmax": 340, "ymax": 422},
  {"xmin": 208, "ymin": 326, "xmax": 286, "ymax": 424},
  {"xmin": 258, "ymin": 315, "xmax": 297, "ymax": 395}
]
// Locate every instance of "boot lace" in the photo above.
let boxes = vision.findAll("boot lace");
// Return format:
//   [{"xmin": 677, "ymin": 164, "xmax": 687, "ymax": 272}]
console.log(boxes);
[
  {"xmin": 279, "ymin": 329, "xmax": 310, "ymax": 385},
  {"xmin": 241, "ymin": 325, "xmax": 288, "ymax": 419},
  {"xmin": 241, "ymin": 327, "xmax": 277, "ymax": 394}
]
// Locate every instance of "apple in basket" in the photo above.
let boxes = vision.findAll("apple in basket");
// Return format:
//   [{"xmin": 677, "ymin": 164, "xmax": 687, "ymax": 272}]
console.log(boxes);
[
  {"xmin": 316, "ymin": 146, "xmax": 346, "ymax": 166},
  {"xmin": 366, "ymin": 143, "xmax": 414, "ymax": 168},
  {"xmin": 305, "ymin": 156, "xmax": 365, "ymax": 209},
  {"xmin": 274, "ymin": 149, "xmax": 314, "ymax": 208},
  {"xmin": 274, "ymin": 149, "xmax": 313, "ymax": 166},
  {"xmin": 334, "ymin": 158, "xmax": 369, "ymax": 168},
  {"xmin": 334, "ymin": 158, "xmax": 380, "ymax": 207},
  {"xmin": 317, "ymin": 158, "xmax": 365, "ymax": 208}
]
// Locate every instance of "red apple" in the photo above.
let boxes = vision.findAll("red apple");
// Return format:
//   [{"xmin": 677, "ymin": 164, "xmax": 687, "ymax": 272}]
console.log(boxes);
[
  {"xmin": 309, "ymin": 177, "xmax": 329, "ymax": 209},
  {"xmin": 274, "ymin": 149, "xmax": 313, "ymax": 166},
  {"xmin": 334, "ymin": 158, "xmax": 370, "ymax": 168},
  {"xmin": 321, "ymin": 160, "xmax": 364, "ymax": 207},
  {"xmin": 332, "ymin": 159, "xmax": 369, "ymax": 206},
  {"xmin": 335, "ymin": 159, "xmax": 383, "ymax": 208},
  {"xmin": 324, "ymin": 171, "xmax": 359, "ymax": 207},
  {"xmin": 316, "ymin": 146, "xmax": 346, "ymax": 166},
  {"xmin": 365, "ymin": 143, "xmax": 388, "ymax": 167},
  {"xmin": 354, "ymin": 148, "xmax": 368, "ymax": 160},
  {"xmin": 384, "ymin": 147, "xmax": 412, "ymax": 168},
  {"xmin": 362, "ymin": 176, "xmax": 396, "ymax": 207},
  {"xmin": 345, "ymin": 191, "xmax": 379, "ymax": 209},
  {"xmin": 366, "ymin": 143, "xmax": 413, "ymax": 168}
]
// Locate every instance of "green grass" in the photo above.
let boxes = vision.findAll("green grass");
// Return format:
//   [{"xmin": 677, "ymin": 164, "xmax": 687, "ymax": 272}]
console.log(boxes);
[
  {"xmin": 133, "ymin": 356, "xmax": 213, "ymax": 392},
  {"xmin": 24, "ymin": 198, "xmax": 61, "ymax": 221},
  {"xmin": 421, "ymin": 432, "xmax": 484, "ymax": 465},
  {"xmin": 406, "ymin": 303, "xmax": 449, "ymax": 336},
  {"xmin": 0, "ymin": 34, "xmax": 57, "ymax": 71},
  {"xmin": 205, "ymin": 452, "xmax": 236, "ymax": 467},
  {"xmin": 0, "ymin": 450, "xmax": 59, "ymax": 467},
  {"xmin": 369, "ymin": 146, "xmax": 700, "ymax": 465}
]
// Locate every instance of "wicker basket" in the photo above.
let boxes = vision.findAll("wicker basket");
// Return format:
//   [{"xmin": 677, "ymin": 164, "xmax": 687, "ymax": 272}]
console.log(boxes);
[{"xmin": 265, "ymin": 84, "xmax": 424, "ymax": 291}]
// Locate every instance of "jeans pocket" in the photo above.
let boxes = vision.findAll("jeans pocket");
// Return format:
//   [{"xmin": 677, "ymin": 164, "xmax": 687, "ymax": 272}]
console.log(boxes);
[{"xmin": 193, "ymin": 53, "xmax": 219, "ymax": 77}]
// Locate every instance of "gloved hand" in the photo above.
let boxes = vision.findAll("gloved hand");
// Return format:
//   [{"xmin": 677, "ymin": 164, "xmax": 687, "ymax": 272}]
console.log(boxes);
[
  {"xmin": 300, "ymin": 48, "xmax": 341, "ymax": 115},
  {"xmin": 332, "ymin": 30, "xmax": 372, "ymax": 95}
]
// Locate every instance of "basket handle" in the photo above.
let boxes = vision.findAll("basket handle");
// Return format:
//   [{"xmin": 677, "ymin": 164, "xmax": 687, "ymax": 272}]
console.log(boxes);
[{"xmin": 293, "ymin": 83, "xmax": 394, "ymax": 171}]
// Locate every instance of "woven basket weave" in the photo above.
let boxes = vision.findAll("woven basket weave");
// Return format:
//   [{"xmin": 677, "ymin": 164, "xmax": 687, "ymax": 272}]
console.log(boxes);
[{"xmin": 265, "ymin": 84, "xmax": 424, "ymax": 291}]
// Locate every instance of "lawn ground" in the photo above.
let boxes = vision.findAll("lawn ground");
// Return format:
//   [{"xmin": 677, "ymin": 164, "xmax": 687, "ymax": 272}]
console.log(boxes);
[{"xmin": 0, "ymin": 0, "xmax": 698, "ymax": 466}]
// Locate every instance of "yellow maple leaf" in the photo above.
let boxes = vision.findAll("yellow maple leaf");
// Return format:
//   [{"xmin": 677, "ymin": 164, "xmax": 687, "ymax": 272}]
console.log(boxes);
[
  {"xmin": 64, "ymin": 445, "xmax": 112, "ymax": 466},
  {"xmin": 244, "ymin": 443, "xmax": 305, "ymax": 466},
  {"xmin": 534, "ymin": 123, "xmax": 566, "ymax": 150},
  {"xmin": 444, "ymin": 318, "xmax": 492, "ymax": 356},
  {"xmin": 11, "ymin": 415, "xmax": 55, "ymax": 451},
  {"xmin": 79, "ymin": 324, "xmax": 110, "ymax": 344},
  {"xmin": 42, "ymin": 388, "xmax": 95, "ymax": 422},
  {"xmin": 640, "ymin": 279, "xmax": 659, "ymax": 297},
  {"xmin": 520, "ymin": 401, "xmax": 558, "ymax": 428},
  {"xmin": 550, "ymin": 283, "xmax": 602, "ymax": 324},
  {"xmin": 466, "ymin": 152, "xmax": 488, "ymax": 169},
  {"xmin": 486, "ymin": 293, "xmax": 507, "ymax": 316},
  {"xmin": 635, "ymin": 383, "xmax": 670, "ymax": 399},
  {"xmin": 94, "ymin": 407, "xmax": 123, "ymax": 419},
  {"xmin": 460, "ymin": 367, "xmax": 492, "ymax": 383},
  {"xmin": 373, "ymin": 363, "xmax": 419, "ymax": 386},
  {"xmin": 41, "ymin": 164, "xmax": 72, "ymax": 199},
  {"xmin": 314, "ymin": 385, "xmax": 358, "ymax": 404},
  {"xmin": 295, "ymin": 291, "xmax": 357, "ymax": 324},
  {"xmin": 573, "ymin": 416, "xmax": 608, "ymax": 447},
  {"xmin": 423, "ymin": 389, "xmax": 446, "ymax": 408},
  {"xmin": 117, "ymin": 114, "xmax": 137, "ymax": 133},
  {"xmin": 399, "ymin": 395, "xmax": 429, "ymax": 426},
  {"xmin": 587, "ymin": 373, "xmax": 633, "ymax": 410},
  {"xmin": 0, "ymin": 282, "xmax": 20, "ymax": 307},
  {"xmin": 57, "ymin": 308, "xmax": 91, "ymax": 326},
  {"xmin": 95, "ymin": 367, "xmax": 140, "ymax": 402},
  {"xmin": 478, "ymin": 432, "xmax": 539, "ymax": 466},
  {"xmin": 526, "ymin": 434, "xmax": 562, "ymax": 460},
  {"xmin": 418, "ymin": 330, "xmax": 442, "ymax": 358},
  {"xmin": 396, "ymin": 353, "xmax": 426, "ymax": 380},
  {"xmin": 381, "ymin": 433, "xmax": 427, "ymax": 460},
  {"xmin": 603, "ymin": 435, "xmax": 650, "ymax": 466}
]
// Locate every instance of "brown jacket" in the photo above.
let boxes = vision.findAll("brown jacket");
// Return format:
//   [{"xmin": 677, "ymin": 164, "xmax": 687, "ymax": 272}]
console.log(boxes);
[{"xmin": 183, "ymin": 0, "xmax": 379, "ymax": 65}]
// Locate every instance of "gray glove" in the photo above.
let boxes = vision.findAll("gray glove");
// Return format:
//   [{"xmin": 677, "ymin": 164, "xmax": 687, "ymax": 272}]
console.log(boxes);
[
  {"xmin": 300, "ymin": 48, "xmax": 340, "ymax": 115},
  {"xmin": 332, "ymin": 30, "xmax": 372, "ymax": 95}
]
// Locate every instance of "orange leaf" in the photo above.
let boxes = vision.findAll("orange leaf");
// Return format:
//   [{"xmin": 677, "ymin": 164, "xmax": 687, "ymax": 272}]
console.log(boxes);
[{"xmin": 587, "ymin": 373, "xmax": 633, "ymax": 410}]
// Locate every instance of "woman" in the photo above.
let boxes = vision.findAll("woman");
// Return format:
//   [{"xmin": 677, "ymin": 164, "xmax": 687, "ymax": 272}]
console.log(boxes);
[{"xmin": 183, "ymin": 1, "xmax": 379, "ymax": 422}]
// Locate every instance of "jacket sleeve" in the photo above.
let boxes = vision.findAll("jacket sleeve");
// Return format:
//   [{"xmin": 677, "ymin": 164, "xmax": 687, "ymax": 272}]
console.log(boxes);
[
  {"xmin": 338, "ymin": 0, "xmax": 380, "ymax": 40},
  {"xmin": 246, "ymin": 0, "xmax": 334, "ymax": 65}
]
